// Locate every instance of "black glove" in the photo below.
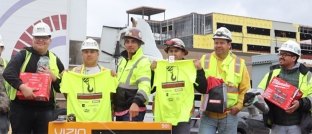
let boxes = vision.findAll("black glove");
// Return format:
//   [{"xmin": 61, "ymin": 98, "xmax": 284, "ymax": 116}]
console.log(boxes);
[{"xmin": 243, "ymin": 92, "xmax": 260, "ymax": 107}]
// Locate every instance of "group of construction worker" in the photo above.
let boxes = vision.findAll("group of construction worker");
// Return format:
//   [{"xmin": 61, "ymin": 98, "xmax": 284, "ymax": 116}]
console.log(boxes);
[{"xmin": 0, "ymin": 21, "xmax": 311, "ymax": 134}]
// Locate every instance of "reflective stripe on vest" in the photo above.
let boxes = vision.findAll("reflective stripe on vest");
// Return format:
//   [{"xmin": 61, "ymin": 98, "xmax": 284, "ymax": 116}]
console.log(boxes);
[
  {"xmin": 203, "ymin": 54, "xmax": 210, "ymax": 69},
  {"xmin": 126, "ymin": 57, "xmax": 146, "ymax": 85},
  {"xmin": 118, "ymin": 57, "xmax": 147, "ymax": 89},
  {"xmin": 235, "ymin": 57, "xmax": 241, "ymax": 74},
  {"xmin": 0, "ymin": 58, "xmax": 7, "ymax": 67},
  {"xmin": 8, "ymin": 51, "xmax": 59, "ymax": 100},
  {"xmin": 202, "ymin": 53, "xmax": 242, "ymax": 108},
  {"xmin": 203, "ymin": 53, "xmax": 241, "ymax": 74},
  {"xmin": 307, "ymin": 71, "xmax": 312, "ymax": 84},
  {"xmin": 118, "ymin": 77, "xmax": 150, "ymax": 90},
  {"xmin": 118, "ymin": 56, "xmax": 150, "ymax": 102}
]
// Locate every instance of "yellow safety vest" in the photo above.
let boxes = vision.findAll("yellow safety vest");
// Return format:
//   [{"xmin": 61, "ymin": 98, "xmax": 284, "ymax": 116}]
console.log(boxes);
[
  {"xmin": 0, "ymin": 57, "xmax": 7, "ymax": 66},
  {"xmin": 0, "ymin": 58, "xmax": 9, "ymax": 94},
  {"xmin": 153, "ymin": 60, "xmax": 196, "ymax": 126},
  {"xmin": 200, "ymin": 52, "xmax": 245, "ymax": 108},
  {"xmin": 258, "ymin": 68, "xmax": 312, "ymax": 98},
  {"xmin": 8, "ymin": 50, "xmax": 59, "ymax": 100},
  {"xmin": 117, "ymin": 47, "xmax": 151, "ymax": 104},
  {"xmin": 258, "ymin": 67, "xmax": 312, "ymax": 126},
  {"xmin": 60, "ymin": 70, "xmax": 118, "ymax": 122}
]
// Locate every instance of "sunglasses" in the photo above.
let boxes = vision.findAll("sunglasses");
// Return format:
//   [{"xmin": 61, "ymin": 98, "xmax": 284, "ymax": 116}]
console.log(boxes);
[{"xmin": 34, "ymin": 36, "xmax": 50, "ymax": 40}]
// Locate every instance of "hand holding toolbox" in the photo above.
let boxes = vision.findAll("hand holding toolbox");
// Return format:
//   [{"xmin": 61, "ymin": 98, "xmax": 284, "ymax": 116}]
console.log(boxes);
[
  {"xmin": 16, "ymin": 72, "xmax": 52, "ymax": 101},
  {"xmin": 262, "ymin": 77, "xmax": 302, "ymax": 110}
]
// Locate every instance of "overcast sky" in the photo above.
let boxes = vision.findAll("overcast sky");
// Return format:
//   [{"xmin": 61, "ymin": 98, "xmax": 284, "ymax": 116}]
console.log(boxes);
[{"xmin": 87, "ymin": 0, "xmax": 312, "ymax": 37}]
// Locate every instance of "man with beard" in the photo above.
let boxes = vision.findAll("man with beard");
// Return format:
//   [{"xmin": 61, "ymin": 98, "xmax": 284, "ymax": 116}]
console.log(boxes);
[{"xmin": 258, "ymin": 40, "xmax": 312, "ymax": 134}]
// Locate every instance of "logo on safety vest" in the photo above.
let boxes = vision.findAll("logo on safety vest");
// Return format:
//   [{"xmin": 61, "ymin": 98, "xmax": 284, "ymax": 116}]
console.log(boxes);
[{"xmin": 166, "ymin": 66, "xmax": 178, "ymax": 82}]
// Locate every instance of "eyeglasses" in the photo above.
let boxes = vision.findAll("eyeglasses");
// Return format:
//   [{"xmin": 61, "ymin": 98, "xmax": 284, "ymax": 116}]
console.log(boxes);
[
  {"xmin": 278, "ymin": 53, "xmax": 294, "ymax": 57},
  {"xmin": 34, "ymin": 36, "xmax": 50, "ymax": 40}
]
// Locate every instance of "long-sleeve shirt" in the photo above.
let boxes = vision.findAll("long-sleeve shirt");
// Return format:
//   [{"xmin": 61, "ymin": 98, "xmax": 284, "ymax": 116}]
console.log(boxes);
[{"xmin": 3, "ymin": 47, "xmax": 64, "ymax": 108}]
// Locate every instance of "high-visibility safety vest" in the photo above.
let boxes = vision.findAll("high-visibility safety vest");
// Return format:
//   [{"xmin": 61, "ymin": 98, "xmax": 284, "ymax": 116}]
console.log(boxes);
[
  {"xmin": 200, "ymin": 52, "xmax": 245, "ymax": 108},
  {"xmin": 153, "ymin": 60, "xmax": 196, "ymax": 126},
  {"xmin": 117, "ymin": 47, "xmax": 151, "ymax": 105},
  {"xmin": 0, "ymin": 57, "xmax": 10, "ymax": 112},
  {"xmin": 0, "ymin": 57, "xmax": 7, "ymax": 91},
  {"xmin": 8, "ymin": 50, "xmax": 59, "ymax": 100},
  {"xmin": 0, "ymin": 58, "xmax": 11, "ymax": 96},
  {"xmin": 60, "ymin": 70, "xmax": 118, "ymax": 122},
  {"xmin": 258, "ymin": 67, "xmax": 312, "ymax": 127},
  {"xmin": 258, "ymin": 68, "xmax": 312, "ymax": 104}
]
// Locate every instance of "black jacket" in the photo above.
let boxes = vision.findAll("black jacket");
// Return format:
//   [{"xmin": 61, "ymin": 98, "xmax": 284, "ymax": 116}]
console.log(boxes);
[{"xmin": 3, "ymin": 47, "xmax": 64, "ymax": 108}]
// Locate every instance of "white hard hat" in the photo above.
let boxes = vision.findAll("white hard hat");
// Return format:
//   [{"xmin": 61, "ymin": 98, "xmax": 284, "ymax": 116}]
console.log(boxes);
[
  {"xmin": 279, "ymin": 40, "xmax": 301, "ymax": 56},
  {"xmin": 81, "ymin": 38, "xmax": 99, "ymax": 51},
  {"xmin": 32, "ymin": 22, "xmax": 51, "ymax": 36},
  {"xmin": 213, "ymin": 27, "xmax": 232, "ymax": 41}
]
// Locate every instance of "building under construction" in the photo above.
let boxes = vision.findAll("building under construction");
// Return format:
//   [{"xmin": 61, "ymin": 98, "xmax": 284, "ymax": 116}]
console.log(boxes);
[{"xmin": 127, "ymin": 6, "xmax": 312, "ymax": 60}]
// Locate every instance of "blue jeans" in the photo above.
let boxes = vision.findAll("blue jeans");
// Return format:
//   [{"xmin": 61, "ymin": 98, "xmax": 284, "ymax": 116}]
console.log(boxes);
[
  {"xmin": 115, "ymin": 111, "xmax": 146, "ymax": 121},
  {"xmin": 199, "ymin": 113, "xmax": 238, "ymax": 134},
  {"xmin": 271, "ymin": 125, "xmax": 301, "ymax": 134}
]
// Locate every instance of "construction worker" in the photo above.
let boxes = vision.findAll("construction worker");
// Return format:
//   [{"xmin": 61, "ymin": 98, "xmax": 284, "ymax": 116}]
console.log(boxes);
[
  {"xmin": 113, "ymin": 28, "xmax": 151, "ymax": 121},
  {"xmin": 3, "ymin": 22, "xmax": 64, "ymax": 134},
  {"xmin": 258, "ymin": 40, "xmax": 312, "ymax": 134},
  {"xmin": 60, "ymin": 38, "xmax": 118, "ymax": 121},
  {"xmin": 150, "ymin": 38, "xmax": 207, "ymax": 134},
  {"xmin": 0, "ymin": 35, "xmax": 10, "ymax": 134},
  {"xmin": 71, "ymin": 38, "xmax": 106, "ymax": 74},
  {"xmin": 198, "ymin": 27, "xmax": 251, "ymax": 134}
]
